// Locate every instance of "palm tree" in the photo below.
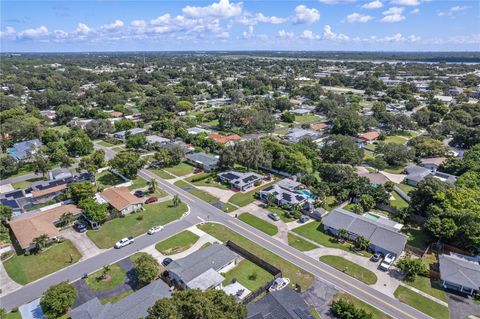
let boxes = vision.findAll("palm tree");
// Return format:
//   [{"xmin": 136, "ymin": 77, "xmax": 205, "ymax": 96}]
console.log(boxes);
[
  {"xmin": 149, "ymin": 179, "xmax": 157, "ymax": 194},
  {"xmin": 355, "ymin": 236, "xmax": 371, "ymax": 251},
  {"xmin": 33, "ymin": 234, "xmax": 49, "ymax": 252},
  {"xmin": 59, "ymin": 212, "xmax": 74, "ymax": 227},
  {"xmin": 172, "ymin": 195, "xmax": 181, "ymax": 207},
  {"xmin": 337, "ymin": 229, "xmax": 349, "ymax": 242},
  {"xmin": 265, "ymin": 193, "xmax": 276, "ymax": 208}
]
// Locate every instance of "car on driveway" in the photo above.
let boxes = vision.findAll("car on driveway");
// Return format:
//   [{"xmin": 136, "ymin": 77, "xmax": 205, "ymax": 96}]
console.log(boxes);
[
  {"xmin": 379, "ymin": 253, "xmax": 396, "ymax": 270},
  {"xmin": 115, "ymin": 236, "xmax": 134, "ymax": 249},
  {"xmin": 134, "ymin": 190, "xmax": 145, "ymax": 198},
  {"xmin": 145, "ymin": 197, "xmax": 158, "ymax": 204},
  {"xmin": 299, "ymin": 215, "xmax": 310, "ymax": 223},
  {"xmin": 148, "ymin": 225, "xmax": 164, "ymax": 235},
  {"xmin": 162, "ymin": 257, "xmax": 173, "ymax": 266},
  {"xmin": 73, "ymin": 221, "xmax": 87, "ymax": 233},
  {"xmin": 371, "ymin": 252, "xmax": 382, "ymax": 262},
  {"xmin": 267, "ymin": 212, "xmax": 280, "ymax": 221},
  {"xmin": 269, "ymin": 277, "xmax": 290, "ymax": 292}
]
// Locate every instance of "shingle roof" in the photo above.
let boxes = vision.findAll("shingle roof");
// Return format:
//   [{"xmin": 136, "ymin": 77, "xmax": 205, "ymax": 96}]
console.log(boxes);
[
  {"xmin": 186, "ymin": 152, "xmax": 219, "ymax": 167},
  {"xmin": 247, "ymin": 288, "xmax": 314, "ymax": 319},
  {"xmin": 208, "ymin": 133, "xmax": 241, "ymax": 144},
  {"xmin": 322, "ymin": 208, "xmax": 408, "ymax": 256},
  {"xmin": 100, "ymin": 187, "xmax": 143, "ymax": 211},
  {"xmin": 358, "ymin": 131, "xmax": 380, "ymax": 142},
  {"xmin": 439, "ymin": 254, "xmax": 480, "ymax": 290},
  {"xmin": 7, "ymin": 139, "xmax": 43, "ymax": 160}
]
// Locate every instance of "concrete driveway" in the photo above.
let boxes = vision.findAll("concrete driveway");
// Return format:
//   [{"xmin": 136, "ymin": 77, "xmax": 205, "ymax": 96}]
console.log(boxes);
[{"xmin": 61, "ymin": 228, "xmax": 104, "ymax": 260}]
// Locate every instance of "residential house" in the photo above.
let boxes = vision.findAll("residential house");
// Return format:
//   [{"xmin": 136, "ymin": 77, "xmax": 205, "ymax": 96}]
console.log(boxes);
[
  {"xmin": 208, "ymin": 133, "xmax": 241, "ymax": 146},
  {"xmin": 291, "ymin": 108, "xmax": 312, "ymax": 115},
  {"xmin": 40, "ymin": 110, "xmax": 57, "ymax": 120},
  {"xmin": 70, "ymin": 278, "xmax": 171, "ymax": 319},
  {"xmin": 49, "ymin": 168, "xmax": 73, "ymax": 180},
  {"xmin": 68, "ymin": 118, "xmax": 93, "ymax": 129},
  {"xmin": 257, "ymin": 179, "xmax": 311, "ymax": 210},
  {"xmin": 247, "ymin": 287, "xmax": 314, "ymax": 319},
  {"xmin": 7, "ymin": 139, "xmax": 43, "ymax": 161},
  {"xmin": 420, "ymin": 157, "xmax": 447, "ymax": 171},
  {"xmin": 166, "ymin": 243, "xmax": 238, "ymax": 291},
  {"xmin": 113, "ymin": 128, "xmax": 147, "ymax": 140},
  {"xmin": 187, "ymin": 127, "xmax": 211, "ymax": 135},
  {"xmin": 358, "ymin": 172, "xmax": 389, "ymax": 186},
  {"xmin": 309, "ymin": 122, "xmax": 328, "ymax": 134},
  {"xmin": 145, "ymin": 135, "xmax": 172, "ymax": 146},
  {"xmin": 218, "ymin": 171, "xmax": 263, "ymax": 191},
  {"xmin": 322, "ymin": 208, "xmax": 408, "ymax": 257},
  {"xmin": 0, "ymin": 190, "xmax": 25, "ymax": 217},
  {"xmin": 439, "ymin": 253, "xmax": 480, "ymax": 296},
  {"xmin": 9, "ymin": 204, "xmax": 82, "ymax": 252},
  {"xmin": 357, "ymin": 131, "xmax": 380, "ymax": 144},
  {"xmin": 99, "ymin": 187, "xmax": 143, "ymax": 215},
  {"xmin": 284, "ymin": 129, "xmax": 319, "ymax": 143},
  {"xmin": 404, "ymin": 165, "xmax": 457, "ymax": 186},
  {"xmin": 185, "ymin": 152, "xmax": 219, "ymax": 172}
]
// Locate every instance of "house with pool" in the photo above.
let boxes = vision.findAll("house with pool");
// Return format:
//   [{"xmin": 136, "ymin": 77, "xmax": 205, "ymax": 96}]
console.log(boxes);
[
  {"xmin": 257, "ymin": 178, "xmax": 316, "ymax": 211},
  {"xmin": 322, "ymin": 208, "xmax": 408, "ymax": 257}
]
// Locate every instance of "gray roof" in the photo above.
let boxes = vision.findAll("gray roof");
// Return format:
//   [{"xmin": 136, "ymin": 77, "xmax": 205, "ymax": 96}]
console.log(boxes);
[
  {"xmin": 8, "ymin": 139, "xmax": 43, "ymax": 160},
  {"xmin": 146, "ymin": 135, "xmax": 171, "ymax": 144},
  {"xmin": 258, "ymin": 184, "xmax": 308, "ymax": 206},
  {"xmin": 405, "ymin": 165, "xmax": 457, "ymax": 184},
  {"xmin": 186, "ymin": 268, "xmax": 225, "ymax": 291},
  {"xmin": 285, "ymin": 129, "xmax": 318, "ymax": 142},
  {"xmin": 186, "ymin": 152, "xmax": 219, "ymax": 167},
  {"xmin": 247, "ymin": 288, "xmax": 314, "ymax": 319},
  {"xmin": 439, "ymin": 254, "xmax": 480, "ymax": 290},
  {"xmin": 322, "ymin": 208, "xmax": 408, "ymax": 256},
  {"xmin": 218, "ymin": 171, "xmax": 262, "ymax": 188},
  {"xmin": 166, "ymin": 243, "xmax": 237, "ymax": 285},
  {"xmin": 70, "ymin": 279, "xmax": 171, "ymax": 319},
  {"xmin": 275, "ymin": 178, "xmax": 302, "ymax": 191}
]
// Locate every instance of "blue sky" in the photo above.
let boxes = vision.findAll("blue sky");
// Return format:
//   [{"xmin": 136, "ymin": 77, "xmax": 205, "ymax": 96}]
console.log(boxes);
[{"xmin": 1, "ymin": 0, "xmax": 479, "ymax": 52}]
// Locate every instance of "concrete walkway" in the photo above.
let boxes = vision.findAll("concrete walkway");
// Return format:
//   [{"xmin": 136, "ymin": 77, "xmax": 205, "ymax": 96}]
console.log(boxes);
[
  {"xmin": 0, "ymin": 259, "xmax": 22, "ymax": 294},
  {"xmin": 61, "ymin": 228, "xmax": 105, "ymax": 261},
  {"xmin": 399, "ymin": 282, "xmax": 449, "ymax": 307}
]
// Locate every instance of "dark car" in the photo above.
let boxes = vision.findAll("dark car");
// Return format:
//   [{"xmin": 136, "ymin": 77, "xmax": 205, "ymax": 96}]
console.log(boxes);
[
  {"xmin": 371, "ymin": 252, "xmax": 382, "ymax": 262},
  {"xmin": 134, "ymin": 190, "xmax": 145, "ymax": 198},
  {"xmin": 299, "ymin": 215, "xmax": 310, "ymax": 223},
  {"xmin": 162, "ymin": 257, "xmax": 173, "ymax": 266},
  {"xmin": 145, "ymin": 197, "xmax": 158, "ymax": 204},
  {"xmin": 73, "ymin": 221, "xmax": 87, "ymax": 233}
]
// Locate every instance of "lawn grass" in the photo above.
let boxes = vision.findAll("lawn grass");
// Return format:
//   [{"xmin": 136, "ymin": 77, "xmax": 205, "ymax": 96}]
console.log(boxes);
[
  {"xmin": 389, "ymin": 191, "xmax": 409, "ymax": 210},
  {"xmin": 228, "ymin": 180, "xmax": 277, "ymax": 207},
  {"xmin": 323, "ymin": 196, "xmax": 337, "ymax": 211},
  {"xmin": 319, "ymin": 255, "xmax": 377, "ymax": 285},
  {"xmin": 405, "ymin": 276, "xmax": 448, "ymax": 302},
  {"xmin": 397, "ymin": 183, "xmax": 416, "ymax": 194},
  {"xmin": 112, "ymin": 146, "xmax": 124, "ymax": 153},
  {"xmin": 128, "ymin": 176, "xmax": 148, "ymax": 190},
  {"xmin": 274, "ymin": 129, "xmax": 290, "ymax": 135},
  {"xmin": 155, "ymin": 230, "xmax": 200, "ymax": 255},
  {"xmin": 221, "ymin": 202, "xmax": 237, "ymax": 213},
  {"xmin": 363, "ymin": 149, "xmax": 376, "ymax": 160},
  {"xmin": 198, "ymin": 223, "xmax": 314, "ymax": 290},
  {"xmin": 333, "ymin": 293, "xmax": 391, "ymax": 319},
  {"xmin": 185, "ymin": 173, "xmax": 230, "ymax": 190},
  {"xmin": 404, "ymin": 226, "xmax": 430, "ymax": 250},
  {"xmin": 11, "ymin": 177, "xmax": 43, "ymax": 190},
  {"xmin": 98, "ymin": 140, "xmax": 115, "ymax": 147},
  {"xmin": 101, "ymin": 290, "xmax": 134, "ymax": 304},
  {"xmin": 384, "ymin": 136, "xmax": 408, "ymax": 144},
  {"xmin": 174, "ymin": 180, "xmax": 220, "ymax": 204},
  {"xmin": 295, "ymin": 114, "xmax": 320, "ymax": 123},
  {"xmin": 204, "ymin": 119, "xmax": 219, "ymax": 127},
  {"xmin": 164, "ymin": 162, "xmax": 195, "ymax": 177},
  {"xmin": 5, "ymin": 310, "xmax": 22, "ymax": 319},
  {"xmin": 288, "ymin": 233, "xmax": 319, "ymax": 251},
  {"xmin": 383, "ymin": 165, "xmax": 406, "ymax": 174},
  {"xmin": 148, "ymin": 168, "xmax": 175, "ymax": 179},
  {"xmin": 96, "ymin": 170, "xmax": 125, "ymax": 189},
  {"xmin": 85, "ymin": 264, "xmax": 126, "ymax": 291},
  {"xmin": 267, "ymin": 207, "xmax": 296, "ymax": 223},
  {"xmin": 394, "ymin": 286, "xmax": 449, "ymax": 319},
  {"xmin": 87, "ymin": 200, "xmax": 188, "ymax": 249},
  {"xmin": 238, "ymin": 213, "xmax": 278, "ymax": 236},
  {"xmin": 4, "ymin": 240, "xmax": 81, "ymax": 285},
  {"xmin": 221, "ymin": 259, "xmax": 274, "ymax": 292}
]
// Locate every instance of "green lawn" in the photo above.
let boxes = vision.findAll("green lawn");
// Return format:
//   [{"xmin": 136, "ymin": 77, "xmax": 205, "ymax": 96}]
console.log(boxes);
[
  {"xmin": 221, "ymin": 259, "xmax": 274, "ymax": 292},
  {"xmin": 155, "ymin": 230, "xmax": 200, "ymax": 255},
  {"xmin": 112, "ymin": 146, "xmax": 124, "ymax": 153},
  {"xmin": 389, "ymin": 191, "xmax": 409, "ymax": 210},
  {"xmin": 288, "ymin": 233, "xmax": 319, "ymax": 251},
  {"xmin": 228, "ymin": 180, "xmax": 277, "ymax": 207},
  {"xmin": 11, "ymin": 177, "xmax": 43, "ymax": 190},
  {"xmin": 5, "ymin": 310, "xmax": 22, "ymax": 319},
  {"xmin": 238, "ymin": 213, "xmax": 278, "ymax": 236},
  {"xmin": 4, "ymin": 240, "xmax": 81, "ymax": 285},
  {"xmin": 98, "ymin": 140, "xmax": 115, "ymax": 147},
  {"xmin": 333, "ymin": 293, "xmax": 391, "ymax": 319},
  {"xmin": 87, "ymin": 200, "xmax": 188, "ymax": 249},
  {"xmin": 267, "ymin": 207, "xmax": 296, "ymax": 223},
  {"xmin": 404, "ymin": 226, "xmax": 430, "ymax": 250},
  {"xmin": 383, "ymin": 136, "xmax": 408, "ymax": 144},
  {"xmin": 405, "ymin": 276, "xmax": 448, "ymax": 302},
  {"xmin": 198, "ymin": 223, "xmax": 314, "ymax": 290},
  {"xmin": 185, "ymin": 173, "xmax": 230, "ymax": 190},
  {"xmin": 275, "ymin": 129, "xmax": 290, "ymax": 135},
  {"xmin": 319, "ymin": 255, "xmax": 377, "ymax": 285},
  {"xmin": 148, "ymin": 168, "xmax": 175, "ymax": 179},
  {"xmin": 323, "ymin": 196, "xmax": 337, "ymax": 211},
  {"xmin": 204, "ymin": 119, "xmax": 219, "ymax": 127},
  {"xmin": 174, "ymin": 180, "xmax": 219, "ymax": 204},
  {"xmin": 383, "ymin": 165, "xmax": 406, "ymax": 174},
  {"xmin": 394, "ymin": 286, "xmax": 449, "ymax": 319},
  {"xmin": 101, "ymin": 290, "xmax": 134, "ymax": 304},
  {"xmin": 164, "ymin": 162, "xmax": 195, "ymax": 177},
  {"xmin": 221, "ymin": 202, "xmax": 237, "ymax": 213},
  {"xmin": 85, "ymin": 264, "xmax": 126, "ymax": 291},
  {"xmin": 397, "ymin": 183, "xmax": 416, "ymax": 194},
  {"xmin": 292, "ymin": 222, "xmax": 349, "ymax": 251},
  {"xmin": 96, "ymin": 170, "xmax": 125, "ymax": 189},
  {"xmin": 363, "ymin": 149, "xmax": 376, "ymax": 160},
  {"xmin": 295, "ymin": 114, "xmax": 320, "ymax": 123},
  {"xmin": 128, "ymin": 176, "xmax": 148, "ymax": 190}
]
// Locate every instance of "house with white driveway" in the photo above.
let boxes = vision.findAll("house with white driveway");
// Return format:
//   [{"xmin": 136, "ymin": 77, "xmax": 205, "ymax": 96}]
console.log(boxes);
[{"xmin": 99, "ymin": 187, "xmax": 143, "ymax": 215}]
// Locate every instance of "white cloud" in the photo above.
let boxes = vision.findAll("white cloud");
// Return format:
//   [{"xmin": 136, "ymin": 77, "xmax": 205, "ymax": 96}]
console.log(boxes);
[
  {"xmin": 75, "ymin": 23, "xmax": 93, "ymax": 34},
  {"xmin": 345, "ymin": 13, "xmax": 374, "ymax": 23},
  {"xmin": 253, "ymin": 13, "xmax": 288, "ymax": 24},
  {"xmin": 100, "ymin": 20, "xmax": 124, "ymax": 31},
  {"xmin": 300, "ymin": 29, "xmax": 320, "ymax": 40},
  {"xmin": 381, "ymin": 6, "xmax": 405, "ymax": 22},
  {"xmin": 277, "ymin": 29, "xmax": 294, "ymax": 39},
  {"xmin": 182, "ymin": 0, "xmax": 242, "ymax": 18},
  {"xmin": 0, "ymin": 26, "xmax": 16, "ymax": 39},
  {"xmin": 150, "ymin": 14, "xmax": 171, "ymax": 26},
  {"xmin": 242, "ymin": 25, "xmax": 254, "ymax": 38},
  {"xmin": 362, "ymin": 0, "xmax": 383, "ymax": 9},
  {"xmin": 319, "ymin": 0, "xmax": 356, "ymax": 4},
  {"xmin": 447, "ymin": 34, "xmax": 480, "ymax": 44},
  {"xmin": 323, "ymin": 25, "xmax": 349, "ymax": 41},
  {"xmin": 131, "ymin": 20, "xmax": 147, "ymax": 28},
  {"xmin": 294, "ymin": 5, "xmax": 320, "ymax": 24},
  {"xmin": 411, "ymin": 8, "xmax": 420, "ymax": 14},
  {"xmin": 390, "ymin": 0, "xmax": 421, "ymax": 6},
  {"xmin": 437, "ymin": 6, "xmax": 468, "ymax": 18},
  {"xmin": 17, "ymin": 26, "xmax": 49, "ymax": 39}
]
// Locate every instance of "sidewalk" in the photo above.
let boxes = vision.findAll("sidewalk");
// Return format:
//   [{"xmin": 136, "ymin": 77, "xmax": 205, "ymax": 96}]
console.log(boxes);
[{"xmin": 399, "ymin": 282, "xmax": 449, "ymax": 307}]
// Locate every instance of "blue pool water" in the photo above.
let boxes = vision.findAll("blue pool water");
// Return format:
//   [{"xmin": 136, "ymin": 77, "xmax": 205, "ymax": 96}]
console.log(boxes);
[{"xmin": 297, "ymin": 189, "xmax": 316, "ymax": 200}]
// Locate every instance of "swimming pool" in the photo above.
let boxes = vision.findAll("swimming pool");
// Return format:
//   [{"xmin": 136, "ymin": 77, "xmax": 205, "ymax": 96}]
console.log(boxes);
[{"xmin": 296, "ymin": 189, "xmax": 316, "ymax": 200}]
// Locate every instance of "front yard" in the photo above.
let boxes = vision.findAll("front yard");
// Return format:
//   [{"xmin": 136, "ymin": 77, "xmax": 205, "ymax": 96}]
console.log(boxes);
[
  {"xmin": 319, "ymin": 255, "xmax": 377, "ymax": 285},
  {"xmin": 185, "ymin": 173, "xmax": 230, "ymax": 190},
  {"xmin": 333, "ymin": 293, "xmax": 391, "ymax": 319},
  {"xmin": 87, "ymin": 200, "xmax": 188, "ymax": 249},
  {"xmin": 228, "ymin": 179, "xmax": 277, "ymax": 207},
  {"xmin": 238, "ymin": 213, "xmax": 278, "ymax": 236},
  {"xmin": 267, "ymin": 207, "xmax": 296, "ymax": 223},
  {"xmin": 85, "ymin": 264, "xmax": 126, "ymax": 291},
  {"xmin": 148, "ymin": 168, "xmax": 175, "ymax": 179},
  {"xmin": 394, "ymin": 286, "xmax": 450, "ymax": 319},
  {"xmin": 155, "ymin": 230, "xmax": 200, "ymax": 255},
  {"xmin": 174, "ymin": 180, "xmax": 219, "ymax": 204},
  {"xmin": 164, "ymin": 162, "xmax": 196, "ymax": 177},
  {"xmin": 128, "ymin": 176, "xmax": 148, "ymax": 190},
  {"xmin": 221, "ymin": 259, "xmax": 274, "ymax": 292},
  {"xmin": 4, "ymin": 240, "xmax": 82, "ymax": 285},
  {"xmin": 288, "ymin": 233, "xmax": 319, "ymax": 252}
]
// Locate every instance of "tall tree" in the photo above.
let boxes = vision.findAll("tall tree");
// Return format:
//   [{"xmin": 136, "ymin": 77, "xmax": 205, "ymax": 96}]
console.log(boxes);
[{"xmin": 40, "ymin": 281, "xmax": 77, "ymax": 319}]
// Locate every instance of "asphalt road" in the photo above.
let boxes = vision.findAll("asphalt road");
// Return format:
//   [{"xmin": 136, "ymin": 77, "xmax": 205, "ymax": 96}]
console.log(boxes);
[{"xmin": 0, "ymin": 145, "xmax": 433, "ymax": 319}]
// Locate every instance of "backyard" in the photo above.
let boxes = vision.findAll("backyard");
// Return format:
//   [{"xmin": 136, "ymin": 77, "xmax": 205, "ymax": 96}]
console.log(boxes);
[
  {"xmin": 238, "ymin": 213, "xmax": 278, "ymax": 236},
  {"xmin": 4, "ymin": 240, "xmax": 82, "ymax": 285},
  {"xmin": 87, "ymin": 200, "xmax": 188, "ymax": 249},
  {"xmin": 155, "ymin": 230, "xmax": 200, "ymax": 255},
  {"xmin": 221, "ymin": 259, "xmax": 273, "ymax": 292},
  {"xmin": 319, "ymin": 255, "xmax": 377, "ymax": 285},
  {"xmin": 96, "ymin": 170, "xmax": 125, "ymax": 189}
]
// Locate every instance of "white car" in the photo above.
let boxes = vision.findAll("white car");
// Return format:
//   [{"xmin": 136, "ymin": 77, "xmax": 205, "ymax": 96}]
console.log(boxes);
[
  {"xmin": 268, "ymin": 277, "xmax": 290, "ymax": 292},
  {"xmin": 114, "ymin": 236, "xmax": 134, "ymax": 249},
  {"xmin": 379, "ymin": 253, "xmax": 396, "ymax": 271},
  {"xmin": 148, "ymin": 225, "xmax": 164, "ymax": 235}
]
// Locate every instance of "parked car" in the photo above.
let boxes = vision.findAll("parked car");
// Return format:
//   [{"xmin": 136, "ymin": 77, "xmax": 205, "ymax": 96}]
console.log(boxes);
[
  {"xmin": 267, "ymin": 212, "xmax": 280, "ymax": 221},
  {"xmin": 114, "ymin": 236, "xmax": 134, "ymax": 249},
  {"xmin": 371, "ymin": 252, "xmax": 382, "ymax": 262},
  {"xmin": 285, "ymin": 212, "xmax": 295, "ymax": 219},
  {"xmin": 194, "ymin": 168, "xmax": 203, "ymax": 174},
  {"xmin": 148, "ymin": 225, "xmax": 164, "ymax": 235},
  {"xmin": 145, "ymin": 197, "xmax": 158, "ymax": 204},
  {"xmin": 134, "ymin": 190, "xmax": 145, "ymax": 198},
  {"xmin": 73, "ymin": 221, "xmax": 87, "ymax": 233},
  {"xmin": 269, "ymin": 277, "xmax": 290, "ymax": 292},
  {"xmin": 299, "ymin": 215, "xmax": 310, "ymax": 223},
  {"xmin": 162, "ymin": 257, "xmax": 173, "ymax": 266},
  {"xmin": 379, "ymin": 253, "xmax": 396, "ymax": 270}
]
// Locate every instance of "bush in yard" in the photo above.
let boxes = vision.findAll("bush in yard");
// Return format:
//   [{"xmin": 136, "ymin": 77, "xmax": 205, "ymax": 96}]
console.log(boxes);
[
  {"xmin": 397, "ymin": 257, "xmax": 428, "ymax": 281},
  {"xmin": 40, "ymin": 281, "xmax": 77, "ymax": 319},
  {"xmin": 354, "ymin": 236, "xmax": 370, "ymax": 251},
  {"xmin": 254, "ymin": 179, "xmax": 262, "ymax": 186},
  {"xmin": 134, "ymin": 254, "xmax": 160, "ymax": 286},
  {"xmin": 79, "ymin": 199, "xmax": 108, "ymax": 223},
  {"xmin": 69, "ymin": 181, "xmax": 96, "ymax": 203},
  {"xmin": 331, "ymin": 299, "xmax": 373, "ymax": 319}
]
